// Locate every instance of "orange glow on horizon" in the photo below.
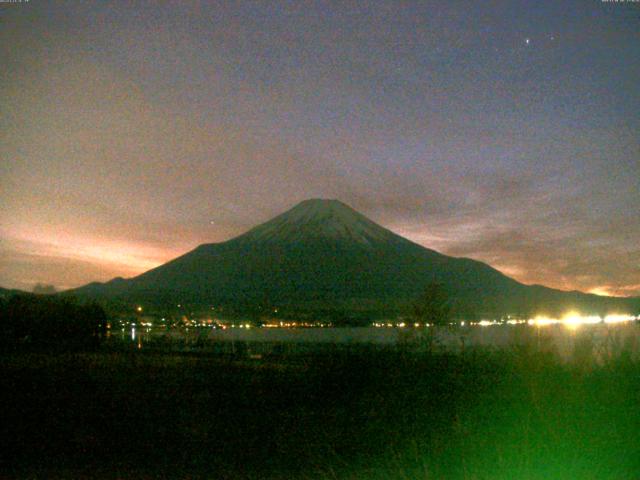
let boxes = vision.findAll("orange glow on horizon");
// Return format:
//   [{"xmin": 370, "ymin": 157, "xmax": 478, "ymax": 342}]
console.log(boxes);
[{"xmin": 1, "ymin": 227, "xmax": 184, "ymax": 289}]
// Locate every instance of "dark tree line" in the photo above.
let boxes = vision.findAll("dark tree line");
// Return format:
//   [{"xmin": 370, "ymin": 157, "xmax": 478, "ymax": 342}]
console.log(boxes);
[
  {"xmin": 0, "ymin": 294, "xmax": 107, "ymax": 350},
  {"xmin": 413, "ymin": 282, "xmax": 452, "ymax": 326}
]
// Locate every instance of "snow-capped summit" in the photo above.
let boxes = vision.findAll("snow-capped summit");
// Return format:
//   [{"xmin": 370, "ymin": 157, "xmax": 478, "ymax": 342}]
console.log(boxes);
[{"xmin": 238, "ymin": 199, "xmax": 400, "ymax": 245}]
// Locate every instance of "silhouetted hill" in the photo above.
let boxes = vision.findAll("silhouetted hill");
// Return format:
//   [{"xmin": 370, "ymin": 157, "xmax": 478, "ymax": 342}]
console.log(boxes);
[
  {"xmin": 70, "ymin": 199, "xmax": 639, "ymax": 318},
  {"xmin": 0, "ymin": 286, "xmax": 27, "ymax": 299}
]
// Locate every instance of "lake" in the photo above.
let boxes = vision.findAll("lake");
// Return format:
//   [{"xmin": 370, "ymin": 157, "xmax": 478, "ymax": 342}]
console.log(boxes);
[{"xmin": 116, "ymin": 320, "xmax": 640, "ymax": 360}]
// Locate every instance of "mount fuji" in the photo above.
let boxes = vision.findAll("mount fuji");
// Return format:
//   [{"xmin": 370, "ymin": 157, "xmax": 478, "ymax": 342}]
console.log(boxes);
[{"xmin": 71, "ymin": 199, "xmax": 637, "ymax": 318}]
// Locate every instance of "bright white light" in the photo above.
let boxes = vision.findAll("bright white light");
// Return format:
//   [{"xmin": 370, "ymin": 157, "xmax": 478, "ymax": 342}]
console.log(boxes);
[
  {"xmin": 604, "ymin": 314, "xmax": 635, "ymax": 324},
  {"xmin": 562, "ymin": 312, "xmax": 601, "ymax": 329},
  {"xmin": 528, "ymin": 316, "xmax": 558, "ymax": 327}
]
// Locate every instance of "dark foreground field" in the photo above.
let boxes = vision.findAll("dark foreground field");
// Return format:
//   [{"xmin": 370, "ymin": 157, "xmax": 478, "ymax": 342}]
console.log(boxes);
[{"xmin": 2, "ymin": 345, "xmax": 639, "ymax": 479}]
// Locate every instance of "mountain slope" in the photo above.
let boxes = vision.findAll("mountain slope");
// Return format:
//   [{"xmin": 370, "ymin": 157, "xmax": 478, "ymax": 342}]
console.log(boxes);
[{"xmin": 70, "ymin": 199, "xmax": 638, "ymax": 317}]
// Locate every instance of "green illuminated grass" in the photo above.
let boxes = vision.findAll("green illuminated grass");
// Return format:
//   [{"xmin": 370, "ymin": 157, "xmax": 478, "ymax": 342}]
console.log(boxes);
[{"xmin": 1, "ymin": 344, "xmax": 638, "ymax": 479}]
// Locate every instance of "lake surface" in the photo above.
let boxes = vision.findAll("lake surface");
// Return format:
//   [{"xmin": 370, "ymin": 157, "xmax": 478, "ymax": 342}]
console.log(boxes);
[{"xmin": 117, "ymin": 321, "xmax": 640, "ymax": 360}]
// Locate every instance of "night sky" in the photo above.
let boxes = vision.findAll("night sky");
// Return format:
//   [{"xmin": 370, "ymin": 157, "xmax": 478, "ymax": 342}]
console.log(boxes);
[{"xmin": 1, "ymin": 1, "xmax": 639, "ymax": 296}]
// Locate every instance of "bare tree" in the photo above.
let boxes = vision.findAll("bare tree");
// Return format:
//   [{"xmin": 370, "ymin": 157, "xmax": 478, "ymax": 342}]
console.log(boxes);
[{"xmin": 412, "ymin": 283, "xmax": 452, "ymax": 352}]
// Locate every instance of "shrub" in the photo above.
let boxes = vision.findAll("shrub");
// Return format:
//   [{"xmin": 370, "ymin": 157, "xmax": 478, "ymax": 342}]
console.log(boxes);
[{"xmin": 0, "ymin": 294, "xmax": 107, "ymax": 350}]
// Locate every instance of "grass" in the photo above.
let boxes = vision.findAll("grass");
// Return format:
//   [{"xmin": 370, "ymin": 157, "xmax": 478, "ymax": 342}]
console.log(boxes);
[{"xmin": 1, "ymin": 342, "xmax": 639, "ymax": 479}]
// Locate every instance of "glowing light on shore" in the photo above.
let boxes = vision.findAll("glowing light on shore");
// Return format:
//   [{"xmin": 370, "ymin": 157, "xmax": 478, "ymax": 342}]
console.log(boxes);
[
  {"xmin": 526, "ymin": 312, "xmax": 636, "ymax": 328},
  {"xmin": 478, "ymin": 320, "xmax": 498, "ymax": 327},
  {"xmin": 562, "ymin": 312, "xmax": 601, "ymax": 329},
  {"xmin": 368, "ymin": 314, "xmax": 637, "ymax": 329},
  {"xmin": 604, "ymin": 314, "xmax": 636, "ymax": 324},
  {"xmin": 527, "ymin": 316, "xmax": 558, "ymax": 327}
]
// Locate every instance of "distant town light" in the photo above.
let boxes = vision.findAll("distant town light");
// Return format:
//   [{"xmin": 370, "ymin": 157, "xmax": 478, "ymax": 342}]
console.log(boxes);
[
  {"xmin": 604, "ymin": 314, "xmax": 636, "ymax": 324},
  {"xmin": 478, "ymin": 320, "xmax": 496, "ymax": 327}
]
